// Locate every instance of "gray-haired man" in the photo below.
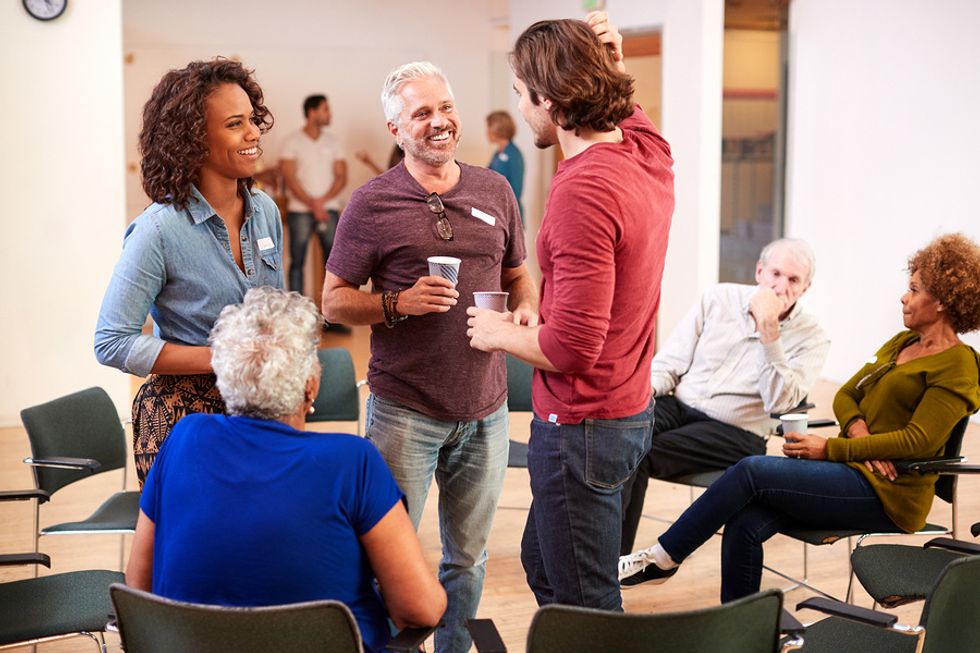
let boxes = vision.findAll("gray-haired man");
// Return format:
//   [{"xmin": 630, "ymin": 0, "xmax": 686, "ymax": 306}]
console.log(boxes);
[
  {"xmin": 322, "ymin": 61, "xmax": 537, "ymax": 652},
  {"xmin": 620, "ymin": 238, "xmax": 830, "ymax": 566}
]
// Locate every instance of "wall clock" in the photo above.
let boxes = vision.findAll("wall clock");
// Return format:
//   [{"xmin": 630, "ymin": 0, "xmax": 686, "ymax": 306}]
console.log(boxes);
[{"xmin": 23, "ymin": 0, "xmax": 68, "ymax": 21}]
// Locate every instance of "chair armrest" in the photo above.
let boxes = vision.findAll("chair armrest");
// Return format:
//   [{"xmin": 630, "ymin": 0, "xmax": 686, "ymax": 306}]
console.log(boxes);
[
  {"xmin": 0, "ymin": 489, "xmax": 50, "ymax": 504},
  {"xmin": 386, "ymin": 625, "xmax": 438, "ymax": 653},
  {"xmin": 0, "ymin": 552, "xmax": 51, "ymax": 568},
  {"xmin": 779, "ymin": 609, "xmax": 805, "ymax": 637},
  {"xmin": 24, "ymin": 456, "xmax": 102, "ymax": 473},
  {"xmin": 796, "ymin": 597, "xmax": 897, "ymax": 628},
  {"xmin": 466, "ymin": 619, "xmax": 507, "ymax": 653},
  {"xmin": 972, "ymin": 521, "xmax": 980, "ymax": 539},
  {"xmin": 893, "ymin": 458, "xmax": 980, "ymax": 474},
  {"xmin": 771, "ymin": 403, "xmax": 816, "ymax": 418},
  {"xmin": 925, "ymin": 537, "xmax": 980, "ymax": 555}
]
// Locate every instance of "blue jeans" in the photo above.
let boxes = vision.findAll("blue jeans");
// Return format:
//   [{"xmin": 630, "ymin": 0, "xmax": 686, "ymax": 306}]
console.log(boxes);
[
  {"xmin": 658, "ymin": 455, "xmax": 900, "ymax": 602},
  {"xmin": 287, "ymin": 210, "xmax": 338, "ymax": 294},
  {"xmin": 365, "ymin": 394, "xmax": 509, "ymax": 653},
  {"xmin": 521, "ymin": 401, "xmax": 654, "ymax": 610}
]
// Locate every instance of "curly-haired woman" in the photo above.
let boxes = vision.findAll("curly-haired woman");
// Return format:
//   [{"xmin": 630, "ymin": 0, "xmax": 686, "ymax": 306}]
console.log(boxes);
[
  {"xmin": 95, "ymin": 59, "xmax": 282, "ymax": 486},
  {"xmin": 619, "ymin": 233, "xmax": 980, "ymax": 602}
]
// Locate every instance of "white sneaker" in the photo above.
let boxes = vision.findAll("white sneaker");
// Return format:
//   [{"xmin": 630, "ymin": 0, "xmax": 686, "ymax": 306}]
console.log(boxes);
[{"xmin": 618, "ymin": 549, "xmax": 650, "ymax": 581}]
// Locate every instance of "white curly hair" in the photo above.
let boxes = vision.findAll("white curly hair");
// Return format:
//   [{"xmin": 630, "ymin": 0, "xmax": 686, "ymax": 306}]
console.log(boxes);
[{"xmin": 209, "ymin": 287, "xmax": 322, "ymax": 420}]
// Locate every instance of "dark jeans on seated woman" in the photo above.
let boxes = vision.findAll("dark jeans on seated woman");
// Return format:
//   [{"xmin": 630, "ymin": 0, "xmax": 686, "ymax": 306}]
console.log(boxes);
[{"xmin": 658, "ymin": 455, "xmax": 899, "ymax": 602}]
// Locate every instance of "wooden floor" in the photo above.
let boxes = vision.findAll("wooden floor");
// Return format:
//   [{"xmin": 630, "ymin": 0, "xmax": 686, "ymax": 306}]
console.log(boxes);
[{"xmin": 2, "ymin": 324, "xmax": 978, "ymax": 651}]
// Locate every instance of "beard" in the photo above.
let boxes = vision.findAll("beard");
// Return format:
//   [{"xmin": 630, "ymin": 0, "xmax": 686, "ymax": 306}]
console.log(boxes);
[{"xmin": 401, "ymin": 129, "xmax": 459, "ymax": 167}]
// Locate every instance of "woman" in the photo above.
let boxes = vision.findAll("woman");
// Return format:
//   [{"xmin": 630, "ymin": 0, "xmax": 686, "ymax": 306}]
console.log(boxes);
[
  {"xmin": 486, "ymin": 110, "xmax": 525, "ymax": 221},
  {"xmin": 620, "ymin": 233, "xmax": 980, "ymax": 602},
  {"xmin": 125, "ymin": 287, "xmax": 446, "ymax": 652},
  {"xmin": 94, "ymin": 59, "xmax": 283, "ymax": 485}
]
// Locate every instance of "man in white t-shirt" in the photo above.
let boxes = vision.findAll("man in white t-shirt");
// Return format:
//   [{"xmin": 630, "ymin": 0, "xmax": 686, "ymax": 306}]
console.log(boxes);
[{"xmin": 280, "ymin": 94, "xmax": 348, "ymax": 303}]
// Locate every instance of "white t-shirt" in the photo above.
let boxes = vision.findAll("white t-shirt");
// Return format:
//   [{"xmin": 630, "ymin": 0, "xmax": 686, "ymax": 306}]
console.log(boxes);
[{"xmin": 280, "ymin": 129, "xmax": 345, "ymax": 212}]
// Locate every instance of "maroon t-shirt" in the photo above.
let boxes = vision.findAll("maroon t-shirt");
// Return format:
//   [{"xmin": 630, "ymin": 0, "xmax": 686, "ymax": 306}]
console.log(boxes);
[
  {"xmin": 534, "ymin": 107, "xmax": 675, "ymax": 423},
  {"xmin": 327, "ymin": 162, "xmax": 525, "ymax": 421}
]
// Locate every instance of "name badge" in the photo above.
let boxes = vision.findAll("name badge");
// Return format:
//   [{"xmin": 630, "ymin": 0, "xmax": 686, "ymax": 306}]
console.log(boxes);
[
  {"xmin": 470, "ymin": 207, "xmax": 496, "ymax": 226},
  {"xmin": 257, "ymin": 237, "xmax": 275, "ymax": 251}
]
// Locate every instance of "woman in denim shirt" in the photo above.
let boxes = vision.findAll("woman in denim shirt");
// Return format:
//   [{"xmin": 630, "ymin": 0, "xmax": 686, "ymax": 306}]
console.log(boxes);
[{"xmin": 95, "ymin": 59, "xmax": 284, "ymax": 486}]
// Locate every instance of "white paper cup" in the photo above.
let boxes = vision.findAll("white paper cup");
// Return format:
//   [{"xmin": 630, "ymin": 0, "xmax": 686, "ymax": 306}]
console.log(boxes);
[
  {"xmin": 427, "ymin": 256, "xmax": 461, "ymax": 284},
  {"xmin": 780, "ymin": 413, "xmax": 808, "ymax": 436},
  {"xmin": 473, "ymin": 291, "xmax": 509, "ymax": 312}
]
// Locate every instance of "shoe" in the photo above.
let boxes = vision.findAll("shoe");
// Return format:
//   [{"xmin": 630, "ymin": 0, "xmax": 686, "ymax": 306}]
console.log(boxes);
[{"xmin": 619, "ymin": 551, "xmax": 679, "ymax": 588}]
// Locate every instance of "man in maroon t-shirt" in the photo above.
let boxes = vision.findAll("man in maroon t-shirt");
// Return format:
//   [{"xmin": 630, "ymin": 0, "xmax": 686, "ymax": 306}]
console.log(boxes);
[
  {"xmin": 322, "ymin": 61, "xmax": 537, "ymax": 653},
  {"xmin": 467, "ymin": 13, "xmax": 674, "ymax": 610}
]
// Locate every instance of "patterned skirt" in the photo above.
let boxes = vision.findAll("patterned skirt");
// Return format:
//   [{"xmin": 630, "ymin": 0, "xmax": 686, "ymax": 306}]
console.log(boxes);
[{"xmin": 132, "ymin": 373, "xmax": 225, "ymax": 487}]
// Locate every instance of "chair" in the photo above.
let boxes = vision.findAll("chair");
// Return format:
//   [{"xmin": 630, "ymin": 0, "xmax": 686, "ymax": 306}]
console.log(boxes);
[
  {"xmin": 109, "ymin": 584, "xmax": 434, "ymax": 653},
  {"xmin": 309, "ymin": 348, "xmax": 364, "ymax": 435},
  {"xmin": 0, "ymin": 548, "xmax": 122, "ymax": 651},
  {"xmin": 18, "ymin": 387, "xmax": 139, "ymax": 568},
  {"xmin": 769, "ymin": 414, "xmax": 973, "ymax": 601},
  {"xmin": 794, "ymin": 553, "xmax": 980, "ymax": 653},
  {"xmin": 468, "ymin": 589, "xmax": 802, "ymax": 652},
  {"xmin": 505, "ymin": 354, "xmax": 534, "ymax": 469}
]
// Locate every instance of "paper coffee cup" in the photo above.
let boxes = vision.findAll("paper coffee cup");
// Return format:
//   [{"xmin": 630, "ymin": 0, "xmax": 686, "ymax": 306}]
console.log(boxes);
[
  {"xmin": 473, "ymin": 291, "xmax": 509, "ymax": 312},
  {"xmin": 427, "ymin": 256, "xmax": 461, "ymax": 284},
  {"xmin": 780, "ymin": 413, "xmax": 808, "ymax": 435}
]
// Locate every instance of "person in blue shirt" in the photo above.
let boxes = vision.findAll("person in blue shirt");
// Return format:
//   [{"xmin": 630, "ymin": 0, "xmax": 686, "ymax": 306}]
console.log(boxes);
[
  {"xmin": 125, "ymin": 287, "xmax": 446, "ymax": 653},
  {"xmin": 486, "ymin": 110, "xmax": 525, "ymax": 221},
  {"xmin": 94, "ymin": 59, "xmax": 284, "ymax": 485}
]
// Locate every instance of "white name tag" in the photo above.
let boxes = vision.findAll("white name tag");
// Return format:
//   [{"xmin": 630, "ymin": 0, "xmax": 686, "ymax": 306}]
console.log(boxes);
[
  {"xmin": 470, "ymin": 207, "xmax": 496, "ymax": 226},
  {"xmin": 257, "ymin": 237, "xmax": 275, "ymax": 251}
]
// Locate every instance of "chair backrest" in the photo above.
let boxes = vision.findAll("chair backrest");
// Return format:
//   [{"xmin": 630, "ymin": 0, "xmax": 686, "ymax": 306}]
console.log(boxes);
[
  {"xmin": 919, "ymin": 555, "xmax": 980, "ymax": 653},
  {"xmin": 20, "ymin": 387, "xmax": 127, "ymax": 495},
  {"xmin": 110, "ymin": 584, "xmax": 362, "ymax": 653},
  {"xmin": 309, "ymin": 348, "xmax": 359, "ymax": 423},
  {"xmin": 506, "ymin": 354, "xmax": 534, "ymax": 413},
  {"xmin": 934, "ymin": 415, "xmax": 971, "ymax": 504},
  {"xmin": 526, "ymin": 590, "xmax": 783, "ymax": 653}
]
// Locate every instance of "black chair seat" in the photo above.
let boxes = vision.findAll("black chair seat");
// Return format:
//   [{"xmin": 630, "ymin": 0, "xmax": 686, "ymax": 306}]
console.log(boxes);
[
  {"xmin": 669, "ymin": 469, "xmax": 724, "ymax": 488},
  {"xmin": 792, "ymin": 614, "xmax": 918, "ymax": 653},
  {"xmin": 851, "ymin": 543, "xmax": 967, "ymax": 608},
  {"xmin": 0, "ymin": 570, "xmax": 122, "ymax": 646},
  {"xmin": 43, "ymin": 490, "xmax": 140, "ymax": 534},
  {"xmin": 508, "ymin": 441, "xmax": 529, "ymax": 469}
]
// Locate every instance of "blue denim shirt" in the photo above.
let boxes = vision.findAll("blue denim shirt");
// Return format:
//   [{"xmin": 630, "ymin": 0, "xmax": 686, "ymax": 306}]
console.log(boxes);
[{"xmin": 95, "ymin": 186, "xmax": 284, "ymax": 377}]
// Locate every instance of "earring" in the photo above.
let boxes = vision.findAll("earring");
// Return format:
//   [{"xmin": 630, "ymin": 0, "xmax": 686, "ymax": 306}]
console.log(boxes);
[{"xmin": 308, "ymin": 405, "xmax": 316, "ymax": 414}]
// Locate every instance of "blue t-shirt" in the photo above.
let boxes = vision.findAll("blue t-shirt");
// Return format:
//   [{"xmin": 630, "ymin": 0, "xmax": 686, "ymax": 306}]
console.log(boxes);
[
  {"xmin": 140, "ymin": 414, "xmax": 403, "ymax": 653},
  {"xmin": 488, "ymin": 140, "xmax": 525, "ymax": 221}
]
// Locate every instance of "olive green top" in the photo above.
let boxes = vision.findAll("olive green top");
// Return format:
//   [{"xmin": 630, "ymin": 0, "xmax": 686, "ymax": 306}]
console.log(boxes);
[{"xmin": 827, "ymin": 330, "xmax": 980, "ymax": 532}]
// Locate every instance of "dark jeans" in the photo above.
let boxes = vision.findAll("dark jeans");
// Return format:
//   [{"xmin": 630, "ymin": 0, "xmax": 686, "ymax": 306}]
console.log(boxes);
[
  {"xmin": 620, "ymin": 395, "xmax": 765, "ymax": 553},
  {"xmin": 287, "ymin": 209, "xmax": 339, "ymax": 294},
  {"xmin": 658, "ymin": 455, "xmax": 899, "ymax": 602},
  {"xmin": 521, "ymin": 401, "xmax": 653, "ymax": 610}
]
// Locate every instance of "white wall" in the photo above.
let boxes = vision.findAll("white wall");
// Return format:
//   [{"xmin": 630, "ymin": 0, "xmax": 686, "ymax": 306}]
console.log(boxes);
[
  {"xmin": 786, "ymin": 0, "xmax": 980, "ymax": 383},
  {"xmin": 509, "ymin": 0, "xmax": 724, "ymax": 340},
  {"xmin": 0, "ymin": 2, "xmax": 128, "ymax": 425}
]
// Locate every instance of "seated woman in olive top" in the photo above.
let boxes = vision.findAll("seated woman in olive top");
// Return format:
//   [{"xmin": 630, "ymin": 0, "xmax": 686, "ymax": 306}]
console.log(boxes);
[{"xmin": 619, "ymin": 233, "xmax": 980, "ymax": 602}]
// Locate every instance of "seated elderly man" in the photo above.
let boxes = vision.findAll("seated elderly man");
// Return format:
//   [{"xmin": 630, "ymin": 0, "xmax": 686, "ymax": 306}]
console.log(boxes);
[
  {"xmin": 620, "ymin": 238, "xmax": 830, "ymax": 568},
  {"xmin": 125, "ymin": 287, "xmax": 446, "ymax": 653}
]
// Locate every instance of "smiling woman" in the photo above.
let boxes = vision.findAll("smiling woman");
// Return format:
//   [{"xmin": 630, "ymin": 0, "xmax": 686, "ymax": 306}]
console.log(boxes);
[{"xmin": 94, "ymin": 58, "xmax": 284, "ymax": 486}]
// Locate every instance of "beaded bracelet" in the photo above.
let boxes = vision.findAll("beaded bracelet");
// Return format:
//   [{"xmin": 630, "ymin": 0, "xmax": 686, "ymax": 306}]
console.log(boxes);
[{"xmin": 382, "ymin": 290, "xmax": 408, "ymax": 328}]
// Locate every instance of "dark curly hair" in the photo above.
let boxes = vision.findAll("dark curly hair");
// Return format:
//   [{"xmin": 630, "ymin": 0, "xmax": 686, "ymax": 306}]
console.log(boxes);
[
  {"xmin": 908, "ymin": 233, "xmax": 980, "ymax": 333},
  {"xmin": 139, "ymin": 58, "xmax": 274, "ymax": 209},
  {"xmin": 510, "ymin": 19, "xmax": 634, "ymax": 135}
]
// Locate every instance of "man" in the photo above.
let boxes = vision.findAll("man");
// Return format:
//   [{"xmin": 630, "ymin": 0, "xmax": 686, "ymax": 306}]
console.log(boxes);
[
  {"xmin": 280, "ymin": 94, "xmax": 347, "ymax": 302},
  {"xmin": 618, "ymin": 238, "xmax": 830, "ymax": 575},
  {"xmin": 467, "ymin": 13, "xmax": 674, "ymax": 610},
  {"xmin": 322, "ymin": 62, "xmax": 537, "ymax": 653}
]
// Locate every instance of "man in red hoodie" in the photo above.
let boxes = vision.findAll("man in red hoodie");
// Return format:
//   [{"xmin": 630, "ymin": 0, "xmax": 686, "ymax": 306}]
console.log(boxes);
[{"xmin": 467, "ymin": 12, "xmax": 675, "ymax": 609}]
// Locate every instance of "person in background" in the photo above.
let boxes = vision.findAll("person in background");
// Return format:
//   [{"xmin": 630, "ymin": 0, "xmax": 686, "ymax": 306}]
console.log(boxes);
[
  {"xmin": 95, "ymin": 58, "xmax": 282, "ymax": 486},
  {"xmin": 619, "ymin": 233, "xmax": 980, "ymax": 602},
  {"xmin": 467, "ymin": 13, "xmax": 674, "ymax": 610},
  {"xmin": 280, "ymin": 94, "xmax": 347, "ymax": 308},
  {"xmin": 125, "ymin": 287, "xmax": 446, "ymax": 653},
  {"xmin": 619, "ymin": 238, "xmax": 830, "ymax": 561},
  {"xmin": 486, "ymin": 110, "xmax": 525, "ymax": 221},
  {"xmin": 322, "ymin": 60, "xmax": 537, "ymax": 653}
]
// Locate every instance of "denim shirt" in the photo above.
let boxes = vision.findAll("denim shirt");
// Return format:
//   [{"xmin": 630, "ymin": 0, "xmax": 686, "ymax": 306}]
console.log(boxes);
[{"xmin": 95, "ymin": 185, "xmax": 283, "ymax": 377}]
